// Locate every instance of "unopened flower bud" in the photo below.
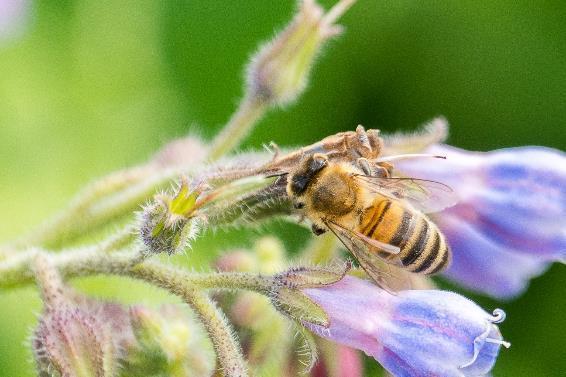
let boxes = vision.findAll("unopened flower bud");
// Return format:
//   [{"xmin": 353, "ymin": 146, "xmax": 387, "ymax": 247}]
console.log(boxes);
[
  {"xmin": 139, "ymin": 179, "xmax": 201, "ymax": 255},
  {"xmin": 215, "ymin": 249, "xmax": 258, "ymax": 272},
  {"xmin": 33, "ymin": 307, "xmax": 120, "ymax": 377},
  {"xmin": 31, "ymin": 255, "xmax": 129, "ymax": 377},
  {"xmin": 247, "ymin": 0, "xmax": 355, "ymax": 106},
  {"xmin": 151, "ymin": 134, "xmax": 208, "ymax": 168},
  {"xmin": 253, "ymin": 236, "xmax": 285, "ymax": 274},
  {"xmin": 141, "ymin": 175, "xmax": 277, "ymax": 255},
  {"xmin": 125, "ymin": 305, "xmax": 215, "ymax": 377}
]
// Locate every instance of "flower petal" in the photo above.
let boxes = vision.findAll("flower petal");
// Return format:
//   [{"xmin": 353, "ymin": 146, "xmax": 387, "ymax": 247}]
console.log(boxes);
[
  {"xmin": 437, "ymin": 212, "xmax": 548, "ymax": 298},
  {"xmin": 303, "ymin": 276, "xmax": 508, "ymax": 377},
  {"xmin": 395, "ymin": 144, "xmax": 566, "ymax": 298}
]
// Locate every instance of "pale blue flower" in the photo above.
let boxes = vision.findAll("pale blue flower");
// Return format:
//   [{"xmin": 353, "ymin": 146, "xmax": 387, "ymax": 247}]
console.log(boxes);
[
  {"xmin": 303, "ymin": 276, "xmax": 509, "ymax": 377},
  {"xmin": 396, "ymin": 144, "xmax": 566, "ymax": 299}
]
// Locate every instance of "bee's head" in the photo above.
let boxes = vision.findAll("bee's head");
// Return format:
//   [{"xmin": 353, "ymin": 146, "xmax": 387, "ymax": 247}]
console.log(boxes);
[
  {"xmin": 288, "ymin": 153, "xmax": 359, "ymax": 217},
  {"xmin": 287, "ymin": 153, "xmax": 328, "ymax": 209}
]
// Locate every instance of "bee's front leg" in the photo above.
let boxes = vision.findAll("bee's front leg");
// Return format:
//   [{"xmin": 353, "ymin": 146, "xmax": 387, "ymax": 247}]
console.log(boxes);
[{"xmin": 357, "ymin": 157, "xmax": 373, "ymax": 175}]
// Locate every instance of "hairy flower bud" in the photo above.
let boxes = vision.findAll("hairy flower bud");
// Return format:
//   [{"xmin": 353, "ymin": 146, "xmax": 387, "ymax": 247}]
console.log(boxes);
[
  {"xmin": 139, "ymin": 201, "xmax": 197, "ymax": 256},
  {"xmin": 247, "ymin": 0, "xmax": 355, "ymax": 106},
  {"xmin": 33, "ymin": 307, "xmax": 120, "ymax": 377},
  {"xmin": 139, "ymin": 179, "xmax": 201, "ymax": 255},
  {"xmin": 254, "ymin": 236, "xmax": 285, "ymax": 274},
  {"xmin": 31, "ymin": 254, "xmax": 131, "ymax": 377},
  {"xmin": 215, "ymin": 249, "xmax": 259, "ymax": 272}
]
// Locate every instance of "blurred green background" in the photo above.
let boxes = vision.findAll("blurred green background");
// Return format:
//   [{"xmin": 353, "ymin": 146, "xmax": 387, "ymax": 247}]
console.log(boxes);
[{"xmin": 0, "ymin": 0, "xmax": 564, "ymax": 376}]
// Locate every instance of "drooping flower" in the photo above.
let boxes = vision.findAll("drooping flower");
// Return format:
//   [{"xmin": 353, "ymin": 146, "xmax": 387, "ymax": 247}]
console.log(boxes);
[
  {"xmin": 303, "ymin": 276, "xmax": 509, "ymax": 377},
  {"xmin": 395, "ymin": 144, "xmax": 566, "ymax": 299}
]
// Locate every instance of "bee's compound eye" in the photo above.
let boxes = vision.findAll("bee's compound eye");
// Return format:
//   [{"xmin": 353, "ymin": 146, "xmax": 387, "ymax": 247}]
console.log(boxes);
[{"xmin": 294, "ymin": 202, "xmax": 305, "ymax": 209}]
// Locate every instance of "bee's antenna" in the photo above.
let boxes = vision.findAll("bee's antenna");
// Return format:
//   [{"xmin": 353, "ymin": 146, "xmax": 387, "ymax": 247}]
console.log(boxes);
[
  {"xmin": 266, "ymin": 172, "xmax": 288, "ymax": 178},
  {"xmin": 374, "ymin": 154, "xmax": 446, "ymax": 163}
]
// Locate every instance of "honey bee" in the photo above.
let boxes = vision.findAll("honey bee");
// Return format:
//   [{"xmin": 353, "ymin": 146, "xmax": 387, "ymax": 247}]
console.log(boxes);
[{"xmin": 287, "ymin": 153, "xmax": 456, "ymax": 291}]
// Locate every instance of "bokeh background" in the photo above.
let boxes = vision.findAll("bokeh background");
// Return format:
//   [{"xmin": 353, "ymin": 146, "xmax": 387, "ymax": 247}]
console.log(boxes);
[{"xmin": 1, "ymin": 1, "xmax": 565, "ymax": 376}]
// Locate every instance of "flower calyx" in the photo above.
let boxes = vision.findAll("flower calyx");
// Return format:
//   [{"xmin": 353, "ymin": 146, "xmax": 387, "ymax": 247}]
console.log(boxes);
[{"xmin": 270, "ymin": 261, "xmax": 351, "ymax": 328}]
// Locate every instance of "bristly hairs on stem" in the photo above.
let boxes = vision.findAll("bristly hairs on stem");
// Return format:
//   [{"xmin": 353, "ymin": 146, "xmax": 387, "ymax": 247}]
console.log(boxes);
[
  {"xmin": 293, "ymin": 322, "xmax": 319, "ymax": 374},
  {"xmin": 133, "ymin": 264, "xmax": 248, "ymax": 377}
]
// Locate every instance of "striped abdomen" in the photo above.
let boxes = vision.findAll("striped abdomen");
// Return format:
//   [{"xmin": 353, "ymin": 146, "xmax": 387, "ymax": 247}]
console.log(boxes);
[{"xmin": 358, "ymin": 197, "xmax": 450, "ymax": 274}]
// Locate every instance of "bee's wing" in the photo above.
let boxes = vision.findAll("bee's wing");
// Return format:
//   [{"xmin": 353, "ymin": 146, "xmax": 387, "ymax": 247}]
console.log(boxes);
[
  {"xmin": 325, "ymin": 221, "xmax": 411, "ymax": 293},
  {"xmin": 353, "ymin": 175, "xmax": 457, "ymax": 213}
]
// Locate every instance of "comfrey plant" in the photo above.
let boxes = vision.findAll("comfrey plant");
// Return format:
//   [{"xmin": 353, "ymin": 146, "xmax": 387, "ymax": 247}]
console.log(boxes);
[{"xmin": 1, "ymin": 1, "xmax": 564, "ymax": 376}]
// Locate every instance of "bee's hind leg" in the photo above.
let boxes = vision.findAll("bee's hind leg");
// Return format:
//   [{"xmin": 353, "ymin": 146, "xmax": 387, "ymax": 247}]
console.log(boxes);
[
  {"xmin": 356, "ymin": 157, "xmax": 391, "ymax": 178},
  {"xmin": 357, "ymin": 157, "xmax": 373, "ymax": 175},
  {"xmin": 356, "ymin": 157, "xmax": 389, "ymax": 177}
]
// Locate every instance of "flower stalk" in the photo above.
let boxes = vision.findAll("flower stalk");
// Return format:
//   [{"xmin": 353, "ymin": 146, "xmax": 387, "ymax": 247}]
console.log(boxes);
[
  {"xmin": 208, "ymin": 97, "xmax": 268, "ymax": 162},
  {"xmin": 0, "ymin": 245, "xmax": 275, "ymax": 293},
  {"xmin": 208, "ymin": 0, "xmax": 357, "ymax": 161},
  {"xmin": 0, "ymin": 246, "xmax": 353, "ymax": 375},
  {"xmin": 7, "ymin": 166, "xmax": 182, "ymax": 249},
  {"xmin": 136, "ymin": 266, "xmax": 248, "ymax": 377}
]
